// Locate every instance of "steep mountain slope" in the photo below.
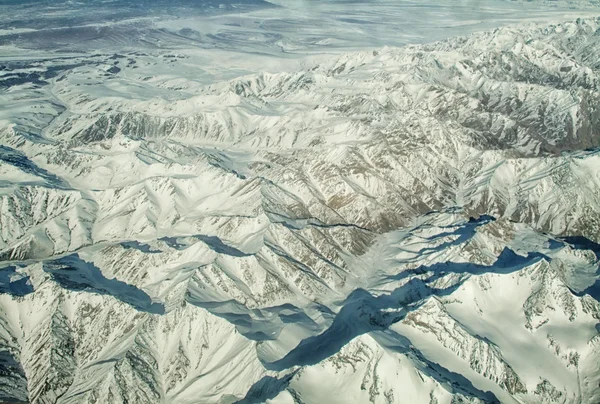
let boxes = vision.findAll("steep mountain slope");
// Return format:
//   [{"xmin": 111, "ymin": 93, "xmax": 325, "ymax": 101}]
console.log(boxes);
[
  {"xmin": 0, "ymin": 16, "xmax": 599, "ymax": 404},
  {"xmin": 1, "ymin": 210, "xmax": 599, "ymax": 403}
]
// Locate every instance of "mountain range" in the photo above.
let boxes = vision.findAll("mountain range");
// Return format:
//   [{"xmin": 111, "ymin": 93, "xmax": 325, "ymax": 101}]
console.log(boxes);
[{"xmin": 0, "ymin": 7, "xmax": 599, "ymax": 404}]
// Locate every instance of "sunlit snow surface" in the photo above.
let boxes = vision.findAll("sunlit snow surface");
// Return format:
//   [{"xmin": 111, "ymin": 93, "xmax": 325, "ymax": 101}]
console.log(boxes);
[
  {"xmin": 1, "ymin": 1, "xmax": 600, "ymax": 404},
  {"xmin": 0, "ymin": 0, "xmax": 598, "ymax": 81}
]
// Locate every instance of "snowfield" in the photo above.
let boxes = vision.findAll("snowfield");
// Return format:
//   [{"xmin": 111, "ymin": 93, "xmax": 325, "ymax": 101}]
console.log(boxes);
[{"xmin": 0, "ymin": 1, "xmax": 599, "ymax": 403}]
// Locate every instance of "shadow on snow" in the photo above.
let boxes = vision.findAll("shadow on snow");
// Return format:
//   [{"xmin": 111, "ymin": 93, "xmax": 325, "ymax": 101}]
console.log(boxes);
[
  {"xmin": 264, "ymin": 246, "xmax": 547, "ymax": 373},
  {"xmin": 43, "ymin": 254, "xmax": 165, "ymax": 314}
]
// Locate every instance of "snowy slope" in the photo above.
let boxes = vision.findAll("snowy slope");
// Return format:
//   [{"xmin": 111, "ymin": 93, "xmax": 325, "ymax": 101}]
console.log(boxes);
[{"xmin": 0, "ymin": 14, "xmax": 599, "ymax": 404}]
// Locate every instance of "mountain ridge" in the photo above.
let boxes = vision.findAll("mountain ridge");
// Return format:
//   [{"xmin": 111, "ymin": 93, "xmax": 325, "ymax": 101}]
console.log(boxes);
[{"xmin": 0, "ymin": 15, "xmax": 599, "ymax": 404}]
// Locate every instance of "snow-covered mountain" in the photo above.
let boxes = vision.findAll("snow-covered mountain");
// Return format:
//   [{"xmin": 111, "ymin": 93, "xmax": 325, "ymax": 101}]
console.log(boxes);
[{"xmin": 0, "ymin": 11, "xmax": 599, "ymax": 404}]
